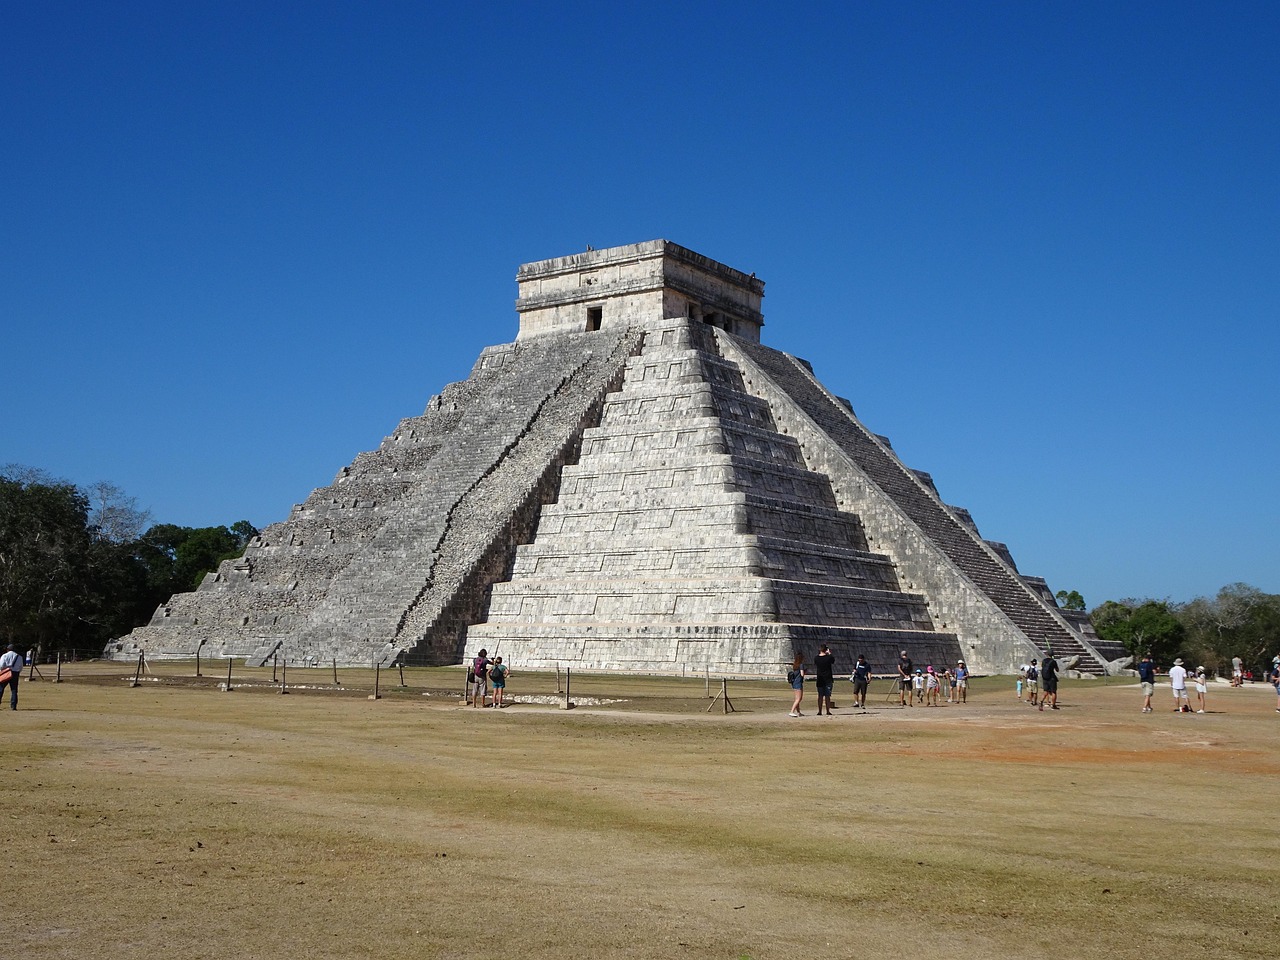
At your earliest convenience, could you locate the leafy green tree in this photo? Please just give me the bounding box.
[1091,599,1185,665]
[1,466,260,655]
[1055,589,1086,611]
[0,474,93,651]
[83,537,153,647]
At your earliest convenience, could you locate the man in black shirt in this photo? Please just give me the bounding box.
[1039,651,1059,711]
[814,644,836,716]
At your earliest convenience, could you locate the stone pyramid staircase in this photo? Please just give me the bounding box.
[467,319,963,674]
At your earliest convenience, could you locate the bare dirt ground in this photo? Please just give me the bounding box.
[3,662,1278,959]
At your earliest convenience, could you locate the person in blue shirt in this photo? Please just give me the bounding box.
[953,660,969,704]
[0,644,23,710]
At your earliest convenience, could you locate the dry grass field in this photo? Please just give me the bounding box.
[3,661,1278,960]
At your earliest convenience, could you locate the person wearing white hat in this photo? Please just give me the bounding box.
[1168,658,1190,713]
[954,660,969,704]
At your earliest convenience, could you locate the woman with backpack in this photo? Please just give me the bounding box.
[470,649,490,708]
[787,653,806,717]
[490,656,511,708]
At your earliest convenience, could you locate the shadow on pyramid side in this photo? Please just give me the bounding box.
[111,241,1118,676]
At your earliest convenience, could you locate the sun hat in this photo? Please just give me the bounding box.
[1174,658,1184,665]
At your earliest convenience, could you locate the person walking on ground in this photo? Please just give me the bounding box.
[850,655,871,709]
[954,660,969,704]
[1039,652,1059,711]
[1137,652,1156,713]
[788,653,806,717]
[1017,663,1028,700]
[1025,660,1039,706]
[471,648,491,708]
[814,644,835,716]
[1168,658,1190,713]
[489,656,510,708]
[897,651,913,707]
[1270,659,1280,712]
[925,666,940,706]
[1231,655,1244,687]
[1192,666,1208,713]
[0,644,22,711]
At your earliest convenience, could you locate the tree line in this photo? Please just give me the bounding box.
[0,467,257,658]
[1080,584,1280,676]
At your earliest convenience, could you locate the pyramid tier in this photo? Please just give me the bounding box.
[466,622,961,677]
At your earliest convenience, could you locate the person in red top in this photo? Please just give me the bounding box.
[471,648,491,708]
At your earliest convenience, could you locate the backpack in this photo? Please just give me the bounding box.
[786,669,798,685]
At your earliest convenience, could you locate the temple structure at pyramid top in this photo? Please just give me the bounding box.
[110,241,1122,676]
[515,240,765,342]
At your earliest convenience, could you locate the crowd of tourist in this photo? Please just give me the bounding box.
[786,646,974,717]
[1134,651,1280,714]
[459,643,1280,718]
[783,649,1280,718]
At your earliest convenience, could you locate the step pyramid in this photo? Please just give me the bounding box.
[467,318,961,673]
[112,240,1111,676]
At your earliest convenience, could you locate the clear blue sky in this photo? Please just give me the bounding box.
[3,2,1277,609]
